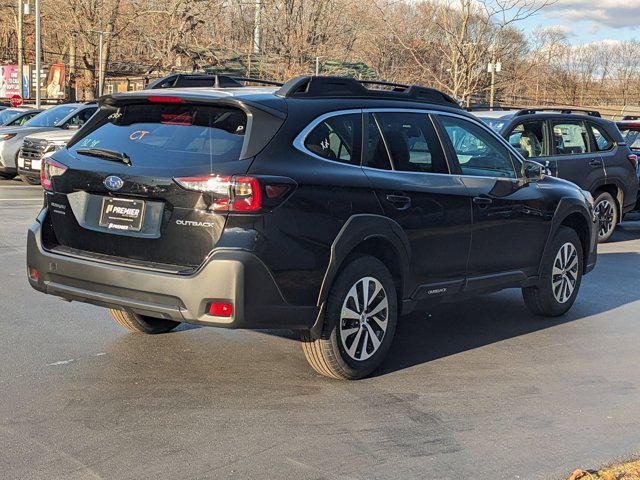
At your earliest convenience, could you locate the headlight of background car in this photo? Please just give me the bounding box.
[43,143,66,157]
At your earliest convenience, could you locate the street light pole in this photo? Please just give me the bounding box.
[35,0,41,108]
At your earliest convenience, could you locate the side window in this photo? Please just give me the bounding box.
[439,115,516,179]
[589,123,614,151]
[304,113,361,164]
[364,114,392,170]
[371,112,448,173]
[507,121,546,158]
[552,121,588,155]
[66,107,97,128]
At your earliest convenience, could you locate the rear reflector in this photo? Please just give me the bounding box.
[628,153,638,169]
[208,302,233,317]
[147,96,185,104]
[28,267,39,281]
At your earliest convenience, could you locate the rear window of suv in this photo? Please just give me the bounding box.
[69,103,247,166]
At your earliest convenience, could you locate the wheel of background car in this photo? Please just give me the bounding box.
[593,191,617,243]
[19,174,40,185]
[0,172,16,180]
[108,309,181,334]
[522,226,583,317]
[300,255,398,380]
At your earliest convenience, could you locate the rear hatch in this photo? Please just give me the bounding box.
[43,93,285,271]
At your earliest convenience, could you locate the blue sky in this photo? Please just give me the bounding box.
[519,1,640,44]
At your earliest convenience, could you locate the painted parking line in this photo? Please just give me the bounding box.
[0,198,43,201]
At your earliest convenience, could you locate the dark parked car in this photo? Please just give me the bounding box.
[475,108,638,242]
[616,119,640,209]
[27,76,597,379]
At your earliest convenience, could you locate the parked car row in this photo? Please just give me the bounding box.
[472,107,640,242]
[0,102,98,182]
[26,75,600,379]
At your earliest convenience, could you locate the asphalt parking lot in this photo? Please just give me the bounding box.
[1,178,639,480]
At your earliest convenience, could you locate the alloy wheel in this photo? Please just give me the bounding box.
[339,276,389,361]
[594,199,614,240]
[552,242,579,304]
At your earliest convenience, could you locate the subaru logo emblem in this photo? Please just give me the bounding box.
[104,175,124,191]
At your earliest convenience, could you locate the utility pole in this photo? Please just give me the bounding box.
[90,30,111,97]
[253,0,261,54]
[17,0,23,98]
[35,0,41,108]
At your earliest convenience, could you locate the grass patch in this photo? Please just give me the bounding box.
[567,460,640,480]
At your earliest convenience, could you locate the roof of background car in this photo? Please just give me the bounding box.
[473,110,519,119]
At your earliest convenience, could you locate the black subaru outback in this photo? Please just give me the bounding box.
[27,76,597,379]
[474,108,639,242]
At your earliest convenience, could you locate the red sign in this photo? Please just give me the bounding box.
[10,94,22,107]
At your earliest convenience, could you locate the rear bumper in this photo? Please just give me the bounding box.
[27,210,317,330]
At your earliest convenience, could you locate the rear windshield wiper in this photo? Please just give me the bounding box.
[76,148,131,166]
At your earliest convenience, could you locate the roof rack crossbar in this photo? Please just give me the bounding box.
[275,75,461,109]
[515,107,601,117]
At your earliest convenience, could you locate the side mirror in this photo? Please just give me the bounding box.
[522,159,544,180]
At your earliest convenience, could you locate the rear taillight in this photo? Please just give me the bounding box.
[174,175,262,212]
[628,153,638,169]
[41,158,68,191]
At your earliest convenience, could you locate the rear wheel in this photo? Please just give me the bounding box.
[522,226,583,317]
[0,172,15,180]
[593,191,617,243]
[19,174,40,185]
[108,308,181,334]
[301,255,398,380]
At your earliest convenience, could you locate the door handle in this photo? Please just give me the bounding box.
[385,194,411,210]
[589,159,603,167]
[473,196,493,206]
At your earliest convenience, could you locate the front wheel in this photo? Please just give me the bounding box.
[0,172,15,180]
[523,226,583,317]
[593,191,617,243]
[301,255,398,380]
[108,309,181,334]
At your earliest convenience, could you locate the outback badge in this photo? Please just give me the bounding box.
[104,175,124,191]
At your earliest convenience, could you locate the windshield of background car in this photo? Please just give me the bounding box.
[618,126,640,151]
[477,117,507,132]
[68,103,247,168]
[23,105,76,127]
[0,108,22,125]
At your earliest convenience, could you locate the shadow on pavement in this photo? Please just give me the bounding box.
[373,250,640,377]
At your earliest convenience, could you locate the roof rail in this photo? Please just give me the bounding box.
[147,73,282,89]
[514,107,601,118]
[275,75,461,108]
[232,77,284,87]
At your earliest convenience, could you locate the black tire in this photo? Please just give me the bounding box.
[0,172,15,180]
[593,191,617,243]
[108,308,181,334]
[301,255,398,380]
[522,226,583,317]
[19,174,41,185]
